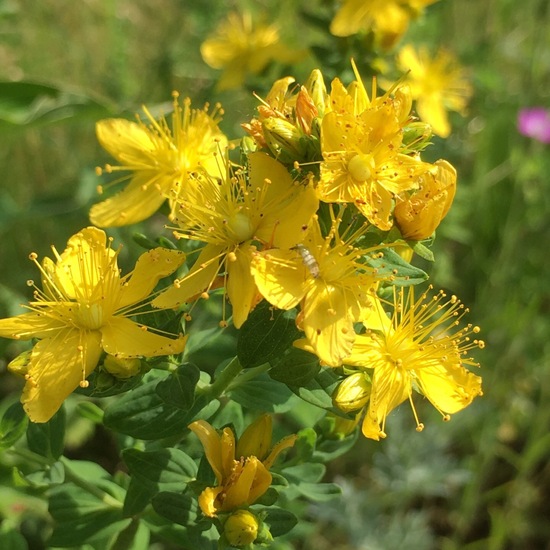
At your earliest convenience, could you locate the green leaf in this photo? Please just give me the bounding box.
[0,401,28,449]
[292,481,342,502]
[0,524,28,550]
[108,518,150,550]
[122,448,198,491]
[283,463,326,484]
[411,240,435,262]
[103,376,218,440]
[237,302,301,368]
[365,247,428,285]
[155,363,200,410]
[261,507,298,537]
[48,482,128,547]
[269,347,320,386]
[292,427,317,463]
[292,368,342,412]
[24,460,65,488]
[26,406,65,459]
[123,477,157,517]
[151,492,199,526]
[229,374,295,413]
[0,81,112,130]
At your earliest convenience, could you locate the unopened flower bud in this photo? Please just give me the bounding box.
[263,118,308,162]
[333,372,372,413]
[224,510,259,547]
[402,121,433,153]
[103,354,141,379]
[7,350,32,377]
[304,69,328,117]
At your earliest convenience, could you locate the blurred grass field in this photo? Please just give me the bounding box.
[1,0,550,548]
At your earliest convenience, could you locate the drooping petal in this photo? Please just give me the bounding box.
[415,363,482,414]
[362,361,409,440]
[100,316,187,358]
[152,245,225,309]
[0,312,67,341]
[22,329,102,423]
[118,248,187,309]
[198,486,224,518]
[301,283,356,366]
[227,244,259,329]
[188,420,224,483]
[251,249,307,310]
[90,172,167,227]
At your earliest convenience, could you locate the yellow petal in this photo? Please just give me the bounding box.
[100,316,187,357]
[362,362,409,440]
[0,312,66,341]
[251,249,306,310]
[417,95,450,138]
[222,457,271,511]
[22,329,102,423]
[90,172,167,227]
[118,248,186,309]
[96,118,156,165]
[236,414,272,460]
[416,363,482,414]
[188,420,224,483]
[262,434,297,470]
[301,284,356,366]
[227,244,258,329]
[53,227,116,301]
[220,427,237,479]
[152,245,224,309]
[198,486,224,517]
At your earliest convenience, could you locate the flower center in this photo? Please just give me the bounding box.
[227,212,255,243]
[348,153,376,182]
[77,303,104,330]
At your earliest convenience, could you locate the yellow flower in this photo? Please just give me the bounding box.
[394,159,456,240]
[319,67,431,230]
[251,212,379,366]
[91,93,226,227]
[201,11,305,91]
[188,415,296,517]
[330,0,438,49]
[0,227,187,423]
[396,45,472,137]
[344,286,484,440]
[152,152,319,328]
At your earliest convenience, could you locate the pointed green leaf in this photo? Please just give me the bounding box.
[26,406,65,459]
[237,302,301,368]
[269,347,320,386]
[122,448,197,492]
[155,363,200,410]
[151,492,199,526]
[0,401,28,449]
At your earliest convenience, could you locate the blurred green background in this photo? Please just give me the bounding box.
[1,0,550,548]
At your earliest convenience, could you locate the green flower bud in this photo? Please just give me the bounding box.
[7,350,32,377]
[223,510,259,547]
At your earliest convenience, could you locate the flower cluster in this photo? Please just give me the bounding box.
[1,50,483,550]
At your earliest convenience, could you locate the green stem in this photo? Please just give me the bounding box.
[199,356,244,399]
[60,457,123,509]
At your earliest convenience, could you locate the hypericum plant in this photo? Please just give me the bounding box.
[0,11,482,547]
